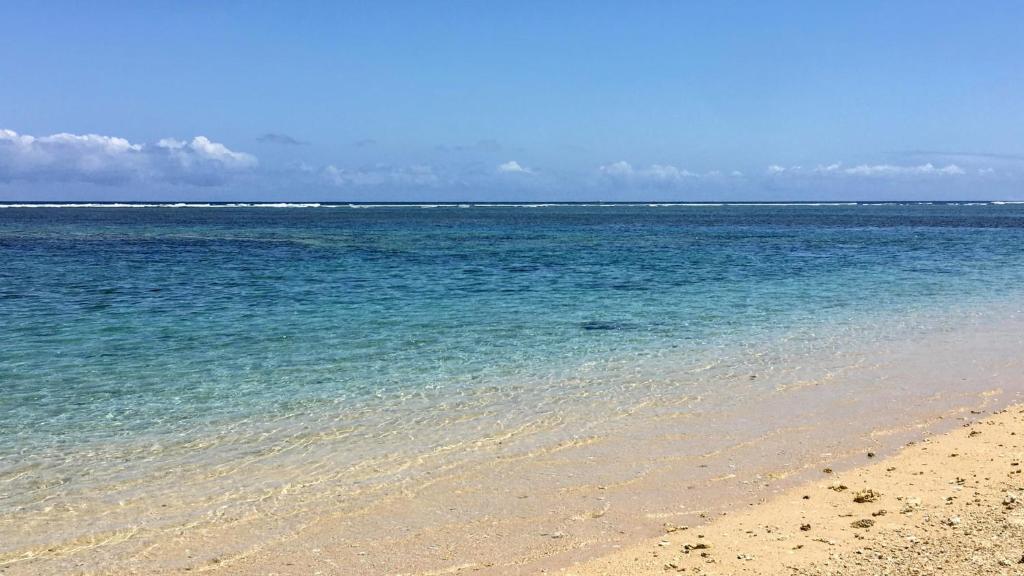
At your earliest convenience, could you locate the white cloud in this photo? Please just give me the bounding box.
[157,136,257,170]
[0,129,147,183]
[0,129,256,185]
[497,160,533,174]
[646,164,698,181]
[842,162,964,176]
[599,160,635,177]
[599,161,701,185]
[323,163,440,187]
[767,161,966,178]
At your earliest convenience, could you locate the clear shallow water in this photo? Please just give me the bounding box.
[3,202,1024,571]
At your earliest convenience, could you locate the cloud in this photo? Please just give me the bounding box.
[645,164,698,181]
[156,137,258,170]
[599,160,634,177]
[767,161,966,177]
[0,129,146,184]
[0,129,256,186]
[322,163,440,187]
[599,161,701,185]
[353,138,377,148]
[842,163,965,176]
[497,160,533,174]
[257,133,307,146]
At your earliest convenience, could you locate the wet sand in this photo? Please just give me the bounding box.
[564,405,1024,576]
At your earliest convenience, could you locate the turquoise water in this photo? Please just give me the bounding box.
[3,203,1024,447]
[4,203,1024,444]
[3,202,1024,564]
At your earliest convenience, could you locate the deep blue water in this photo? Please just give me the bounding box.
[3,202,1024,457]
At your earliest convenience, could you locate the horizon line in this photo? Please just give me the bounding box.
[1,199,1022,207]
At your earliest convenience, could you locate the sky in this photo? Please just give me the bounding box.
[1,1,1023,201]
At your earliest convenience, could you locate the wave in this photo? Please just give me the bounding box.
[0,201,1016,209]
[0,202,324,208]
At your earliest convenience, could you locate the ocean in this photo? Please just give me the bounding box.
[3,202,1024,573]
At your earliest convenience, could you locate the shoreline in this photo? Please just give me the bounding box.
[30,395,1014,576]
[4,312,1024,575]
[563,404,1024,575]
[175,310,1024,576]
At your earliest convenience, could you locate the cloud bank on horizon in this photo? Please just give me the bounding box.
[0,127,1016,201]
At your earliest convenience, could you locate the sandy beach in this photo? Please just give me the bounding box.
[49,398,1021,576]
[564,405,1024,576]
[4,401,1018,576]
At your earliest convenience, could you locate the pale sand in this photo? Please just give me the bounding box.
[562,406,1024,576]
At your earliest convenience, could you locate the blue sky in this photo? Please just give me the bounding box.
[1,1,1022,201]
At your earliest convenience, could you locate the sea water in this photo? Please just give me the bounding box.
[2,202,1024,572]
